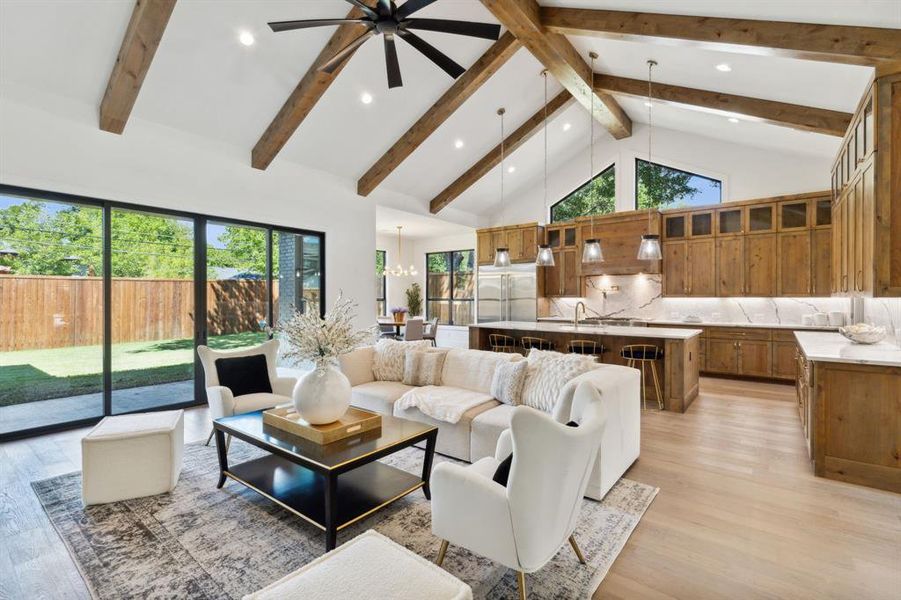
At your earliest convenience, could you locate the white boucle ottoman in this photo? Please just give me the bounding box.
[81,409,184,506]
[244,530,472,600]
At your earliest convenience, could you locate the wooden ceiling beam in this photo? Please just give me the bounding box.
[357,32,521,197]
[595,74,852,136]
[100,0,177,134]
[480,0,631,140]
[540,7,901,66]
[430,90,573,214]
[252,4,374,171]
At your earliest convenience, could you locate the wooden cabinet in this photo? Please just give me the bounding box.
[745,234,778,296]
[576,210,661,276]
[706,339,739,374]
[716,236,745,296]
[663,241,688,296]
[476,223,543,265]
[543,247,579,297]
[687,239,716,296]
[738,340,772,377]
[811,228,833,296]
[778,231,812,295]
[773,340,798,380]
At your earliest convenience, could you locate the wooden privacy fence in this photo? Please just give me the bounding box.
[0,275,279,352]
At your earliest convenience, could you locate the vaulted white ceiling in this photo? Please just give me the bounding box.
[1,0,898,220]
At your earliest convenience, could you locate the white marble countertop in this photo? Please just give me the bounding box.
[472,321,702,340]
[794,331,901,367]
[537,316,838,331]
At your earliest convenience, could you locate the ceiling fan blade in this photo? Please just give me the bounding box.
[384,34,403,88]
[396,0,438,20]
[268,18,368,33]
[402,18,502,40]
[377,0,393,17]
[342,0,379,20]
[319,29,376,74]
[397,30,465,79]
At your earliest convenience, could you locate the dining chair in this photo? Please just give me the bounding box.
[403,318,424,341]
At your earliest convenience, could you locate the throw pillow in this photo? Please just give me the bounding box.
[521,350,597,413]
[372,339,433,382]
[215,354,272,397]
[403,349,447,386]
[493,421,578,488]
[490,359,528,405]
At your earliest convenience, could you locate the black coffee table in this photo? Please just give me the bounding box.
[213,410,438,551]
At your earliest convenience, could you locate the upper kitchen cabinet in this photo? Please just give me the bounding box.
[576,210,662,277]
[831,68,901,297]
[476,223,544,266]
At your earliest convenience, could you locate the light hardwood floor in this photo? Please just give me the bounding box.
[1,378,898,599]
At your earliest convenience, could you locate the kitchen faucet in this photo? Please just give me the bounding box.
[573,301,587,327]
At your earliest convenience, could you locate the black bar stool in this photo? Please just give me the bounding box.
[489,333,516,353]
[620,344,664,410]
[521,336,554,352]
[568,339,605,361]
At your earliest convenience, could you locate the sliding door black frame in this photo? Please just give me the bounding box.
[0,183,326,441]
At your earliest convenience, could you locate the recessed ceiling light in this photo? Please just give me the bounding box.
[507,166,516,173]
[360,92,373,104]
[238,31,255,46]
[644,101,653,108]
[562,122,572,131]
[716,63,732,72]
[454,139,464,149]
[728,117,740,123]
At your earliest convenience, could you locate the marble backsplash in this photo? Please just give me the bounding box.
[863,298,901,336]
[540,274,852,325]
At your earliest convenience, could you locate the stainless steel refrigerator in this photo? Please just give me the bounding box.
[477,263,538,323]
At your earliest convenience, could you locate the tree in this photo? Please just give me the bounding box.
[636,160,721,209]
[551,167,616,222]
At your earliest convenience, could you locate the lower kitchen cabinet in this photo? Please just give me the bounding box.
[706,339,739,374]
[773,341,799,379]
[738,340,772,377]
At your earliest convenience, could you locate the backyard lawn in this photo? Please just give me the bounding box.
[0,331,268,406]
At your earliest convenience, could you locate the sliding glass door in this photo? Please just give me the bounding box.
[110,208,195,414]
[0,184,325,440]
[0,192,104,435]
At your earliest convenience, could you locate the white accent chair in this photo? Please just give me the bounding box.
[196,339,296,446]
[431,381,606,599]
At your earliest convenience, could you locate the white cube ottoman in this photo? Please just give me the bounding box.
[244,530,472,600]
[81,409,184,506]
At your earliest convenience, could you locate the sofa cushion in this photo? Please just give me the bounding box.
[338,347,375,386]
[395,400,498,462]
[373,340,433,382]
[490,359,528,405]
[394,386,494,424]
[470,404,515,461]
[215,354,273,397]
[521,350,597,412]
[403,349,447,386]
[350,381,414,415]
[441,349,523,394]
[231,393,291,415]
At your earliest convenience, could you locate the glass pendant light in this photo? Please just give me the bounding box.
[535,70,555,267]
[637,59,663,261]
[494,107,511,268]
[582,51,603,264]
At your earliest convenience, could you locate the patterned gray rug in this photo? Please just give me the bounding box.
[32,441,657,599]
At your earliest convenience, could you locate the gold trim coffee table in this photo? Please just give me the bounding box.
[213,410,438,551]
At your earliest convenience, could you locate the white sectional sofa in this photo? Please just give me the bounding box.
[338,346,641,501]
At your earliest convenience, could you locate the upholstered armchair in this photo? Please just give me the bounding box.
[431,381,606,599]
[196,339,296,446]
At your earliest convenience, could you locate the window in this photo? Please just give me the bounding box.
[551,164,615,222]
[426,250,474,326]
[635,159,721,209]
[0,184,325,439]
[376,250,386,316]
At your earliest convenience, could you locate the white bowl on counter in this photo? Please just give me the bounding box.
[838,324,886,345]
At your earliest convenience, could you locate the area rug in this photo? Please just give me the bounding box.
[32,442,657,599]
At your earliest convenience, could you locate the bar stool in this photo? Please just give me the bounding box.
[489,333,516,353]
[568,339,605,361]
[520,336,554,352]
[620,344,664,410]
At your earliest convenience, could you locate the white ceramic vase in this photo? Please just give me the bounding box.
[292,364,352,425]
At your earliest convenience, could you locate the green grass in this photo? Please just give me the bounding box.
[0,331,268,407]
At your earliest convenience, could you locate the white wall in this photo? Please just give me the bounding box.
[490,123,832,225]
[0,83,437,328]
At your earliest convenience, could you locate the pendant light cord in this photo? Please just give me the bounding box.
[589,52,597,239]
[646,59,656,231]
[543,72,548,221]
[498,107,505,222]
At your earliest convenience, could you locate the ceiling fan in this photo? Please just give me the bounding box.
[268,0,502,89]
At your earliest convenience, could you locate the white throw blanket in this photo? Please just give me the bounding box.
[393,386,495,424]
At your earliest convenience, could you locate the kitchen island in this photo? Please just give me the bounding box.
[794,332,901,493]
[470,321,702,412]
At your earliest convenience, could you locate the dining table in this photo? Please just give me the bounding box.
[377,318,405,338]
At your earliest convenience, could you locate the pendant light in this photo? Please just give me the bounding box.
[637,59,663,261]
[535,70,555,267]
[582,51,603,264]
[385,226,418,277]
[493,107,511,268]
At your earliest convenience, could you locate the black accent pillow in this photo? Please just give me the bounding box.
[215,354,272,397]
[493,421,580,487]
